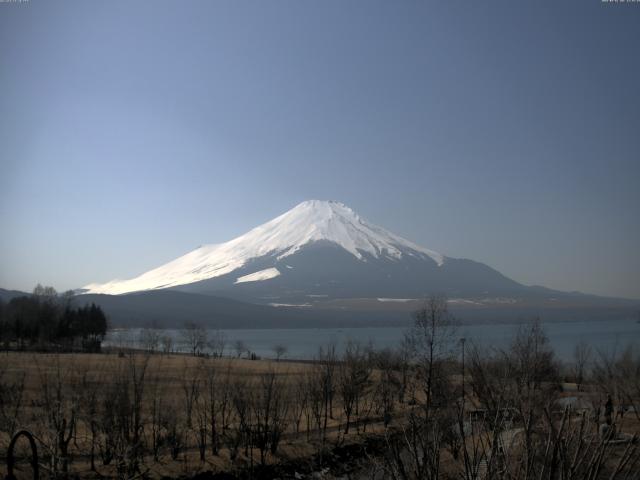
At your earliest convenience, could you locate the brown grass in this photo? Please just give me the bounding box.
[0,351,388,479]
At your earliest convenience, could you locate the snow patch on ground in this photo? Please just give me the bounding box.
[377,298,415,303]
[268,303,312,308]
[447,298,482,305]
[479,297,518,304]
[235,268,281,284]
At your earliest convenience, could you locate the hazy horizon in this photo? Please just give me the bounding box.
[1,1,639,299]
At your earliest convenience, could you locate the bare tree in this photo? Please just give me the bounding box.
[181,360,202,429]
[161,334,173,354]
[372,348,402,427]
[114,329,130,354]
[0,298,7,350]
[0,362,26,441]
[208,330,226,358]
[272,343,287,361]
[464,342,640,480]
[36,356,80,477]
[165,409,184,461]
[573,340,592,391]
[33,283,58,301]
[290,373,309,435]
[79,365,102,471]
[406,295,457,411]
[99,354,150,477]
[252,370,289,464]
[128,354,149,469]
[201,360,221,455]
[217,363,234,436]
[234,339,247,358]
[396,337,413,405]
[338,340,371,433]
[593,344,640,422]
[138,327,161,353]
[509,321,561,477]
[181,322,207,356]
[194,372,208,462]
[148,362,168,462]
[612,346,640,422]
[306,343,337,466]
[318,344,337,431]
[380,295,457,480]
[305,367,325,441]
[229,377,251,460]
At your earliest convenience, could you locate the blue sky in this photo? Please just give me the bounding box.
[1,0,639,298]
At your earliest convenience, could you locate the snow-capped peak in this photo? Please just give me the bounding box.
[261,200,443,263]
[82,200,445,295]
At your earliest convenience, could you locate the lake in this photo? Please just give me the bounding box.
[105,317,640,362]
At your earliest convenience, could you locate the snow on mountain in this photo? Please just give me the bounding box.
[235,267,281,284]
[82,200,446,295]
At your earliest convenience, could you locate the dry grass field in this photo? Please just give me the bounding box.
[1,318,640,480]
[0,351,393,479]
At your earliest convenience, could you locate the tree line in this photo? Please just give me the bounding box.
[0,284,108,352]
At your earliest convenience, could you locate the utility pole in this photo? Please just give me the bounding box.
[460,337,466,410]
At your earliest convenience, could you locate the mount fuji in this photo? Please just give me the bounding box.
[67,200,640,327]
[82,200,529,303]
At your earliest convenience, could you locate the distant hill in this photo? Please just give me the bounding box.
[75,290,638,329]
[0,288,29,303]
[2,286,637,328]
[75,290,412,329]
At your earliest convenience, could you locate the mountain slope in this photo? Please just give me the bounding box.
[171,241,523,303]
[81,200,562,304]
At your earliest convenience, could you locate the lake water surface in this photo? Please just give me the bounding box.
[105,318,640,362]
